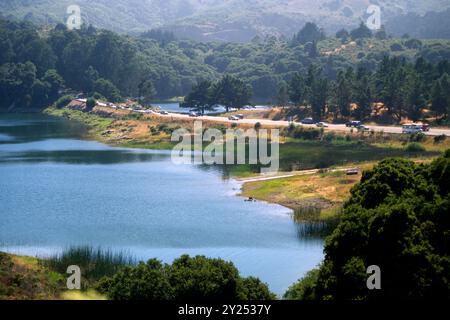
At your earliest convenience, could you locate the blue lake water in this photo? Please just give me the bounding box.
[0,114,323,296]
[156,102,271,114]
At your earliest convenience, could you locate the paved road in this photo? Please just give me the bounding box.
[152,111,450,137]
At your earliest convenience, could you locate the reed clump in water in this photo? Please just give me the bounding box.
[43,246,135,288]
[293,206,341,239]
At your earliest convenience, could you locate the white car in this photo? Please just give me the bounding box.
[358,125,370,131]
[316,122,329,128]
[228,116,239,121]
[160,111,169,115]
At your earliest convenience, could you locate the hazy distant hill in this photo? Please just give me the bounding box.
[386,8,450,39]
[1,0,450,41]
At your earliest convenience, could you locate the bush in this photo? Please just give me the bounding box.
[409,132,426,142]
[323,132,335,142]
[54,95,73,109]
[405,142,426,152]
[85,98,97,111]
[284,126,321,140]
[97,255,275,300]
[96,260,172,300]
[284,269,319,300]
[155,123,175,134]
[434,134,447,144]
[90,92,106,100]
[149,126,160,135]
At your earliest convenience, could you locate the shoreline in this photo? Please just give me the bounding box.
[40,106,447,220]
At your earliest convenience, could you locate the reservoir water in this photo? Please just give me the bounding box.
[0,114,323,296]
[156,102,270,114]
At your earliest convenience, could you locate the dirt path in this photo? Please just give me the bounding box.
[238,167,357,183]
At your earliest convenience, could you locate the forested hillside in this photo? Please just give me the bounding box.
[1,18,450,123]
[2,0,450,41]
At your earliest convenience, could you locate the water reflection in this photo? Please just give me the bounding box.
[293,207,341,240]
[0,149,171,165]
[0,114,86,143]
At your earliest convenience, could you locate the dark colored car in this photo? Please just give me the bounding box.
[346,121,362,127]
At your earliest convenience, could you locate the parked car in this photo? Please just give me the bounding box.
[301,118,315,124]
[402,123,423,134]
[357,125,370,131]
[346,121,362,127]
[316,122,329,128]
[189,111,200,117]
[346,168,360,176]
[228,116,239,121]
[421,124,430,132]
[160,110,169,115]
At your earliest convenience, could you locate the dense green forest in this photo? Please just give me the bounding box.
[285,151,450,300]
[1,18,450,123]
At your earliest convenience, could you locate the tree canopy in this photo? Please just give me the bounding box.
[97,255,276,300]
[286,151,450,300]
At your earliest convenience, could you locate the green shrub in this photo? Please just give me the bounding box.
[284,269,320,300]
[156,124,172,134]
[96,259,172,300]
[284,126,321,140]
[97,255,275,300]
[150,126,159,135]
[434,134,447,144]
[86,98,97,111]
[54,95,73,109]
[405,142,426,152]
[409,132,426,142]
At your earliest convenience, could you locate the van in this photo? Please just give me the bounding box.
[402,124,423,134]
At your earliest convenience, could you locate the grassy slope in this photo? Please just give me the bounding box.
[0,252,107,300]
[0,252,63,300]
[241,167,366,212]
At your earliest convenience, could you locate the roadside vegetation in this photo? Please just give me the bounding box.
[285,150,450,300]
